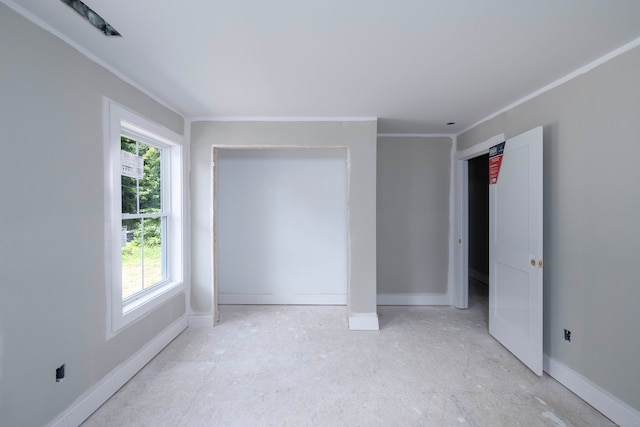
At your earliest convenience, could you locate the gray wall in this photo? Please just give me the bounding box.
[0,6,186,426]
[190,121,377,317]
[377,137,451,295]
[458,45,640,411]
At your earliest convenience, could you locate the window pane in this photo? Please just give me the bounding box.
[139,143,162,213]
[121,136,139,214]
[122,218,142,299]
[142,217,164,288]
[119,136,167,300]
[121,175,138,214]
[121,136,136,154]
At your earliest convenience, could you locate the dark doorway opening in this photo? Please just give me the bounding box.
[468,154,489,310]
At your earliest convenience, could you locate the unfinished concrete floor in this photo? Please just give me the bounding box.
[82,283,613,426]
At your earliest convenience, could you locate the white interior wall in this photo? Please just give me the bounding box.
[216,148,347,304]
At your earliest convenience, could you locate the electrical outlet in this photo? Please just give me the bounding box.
[56,364,65,383]
[564,329,571,342]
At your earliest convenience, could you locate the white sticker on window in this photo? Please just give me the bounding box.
[121,150,144,179]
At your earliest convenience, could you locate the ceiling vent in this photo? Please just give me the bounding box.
[60,0,121,37]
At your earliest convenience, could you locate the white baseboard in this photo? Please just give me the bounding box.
[188,315,215,328]
[377,292,450,305]
[468,268,489,285]
[544,354,640,426]
[348,312,379,331]
[218,293,347,305]
[48,316,188,427]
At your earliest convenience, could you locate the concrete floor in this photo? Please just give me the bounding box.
[82,283,614,426]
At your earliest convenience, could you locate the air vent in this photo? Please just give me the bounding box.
[60,0,121,37]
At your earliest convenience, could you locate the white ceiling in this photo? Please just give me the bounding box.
[6,0,640,134]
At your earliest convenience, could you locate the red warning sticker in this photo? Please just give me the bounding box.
[488,141,505,185]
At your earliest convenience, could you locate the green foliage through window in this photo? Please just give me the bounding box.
[120,135,166,300]
[121,136,162,215]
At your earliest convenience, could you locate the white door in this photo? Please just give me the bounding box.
[489,127,543,376]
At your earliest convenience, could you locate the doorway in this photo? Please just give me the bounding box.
[468,154,489,313]
[454,133,503,309]
[456,128,544,375]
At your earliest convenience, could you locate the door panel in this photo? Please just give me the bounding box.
[489,127,543,376]
[494,263,529,334]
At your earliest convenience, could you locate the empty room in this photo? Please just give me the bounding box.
[1,1,639,426]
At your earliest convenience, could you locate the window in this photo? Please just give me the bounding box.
[105,100,184,337]
[120,135,167,299]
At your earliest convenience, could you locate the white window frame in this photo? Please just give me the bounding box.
[104,99,184,338]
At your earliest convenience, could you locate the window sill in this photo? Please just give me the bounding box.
[110,280,185,339]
